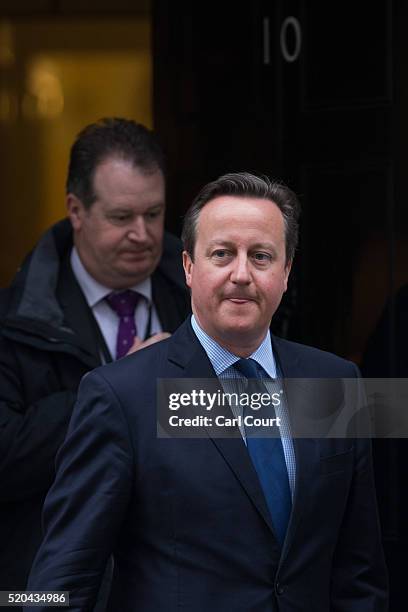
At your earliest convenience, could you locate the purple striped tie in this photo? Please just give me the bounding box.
[105,290,140,359]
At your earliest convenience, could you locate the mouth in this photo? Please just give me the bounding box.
[224,296,257,304]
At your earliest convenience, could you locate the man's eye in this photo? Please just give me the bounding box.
[145,210,161,220]
[212,250,229,258]
[111,216,129,224]
[253,252,272,262]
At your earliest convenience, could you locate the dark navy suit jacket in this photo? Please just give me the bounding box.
[26,320,388,611]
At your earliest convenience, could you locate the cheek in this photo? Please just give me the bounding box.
[190,270,211,298]
[261,277,286,301]
[148,221,165,244]
[190,262,229,296]
[95,229,125,255]
[198,270,224,295]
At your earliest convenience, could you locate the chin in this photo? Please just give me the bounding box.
[107,270,146,289]
[225,314,258,330]
[123,261,155,280]
[218,322,259,343]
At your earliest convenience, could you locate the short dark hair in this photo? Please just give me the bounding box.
[66,117,165,208]
[182,172,300,264]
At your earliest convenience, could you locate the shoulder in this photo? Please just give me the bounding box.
[273,335,359,377]
[90,334,174,389]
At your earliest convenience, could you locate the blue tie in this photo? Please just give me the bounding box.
[234,358,292,547]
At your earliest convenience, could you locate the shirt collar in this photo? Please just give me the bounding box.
[70,247,152,308]
[191,314,277,378]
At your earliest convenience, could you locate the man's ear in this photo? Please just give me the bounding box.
[182,250,193,288]
[66,194,85,231]
[283,259,292,292]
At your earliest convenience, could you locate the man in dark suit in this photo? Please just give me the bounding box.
[26,172,387,611]
[0,118,190,603]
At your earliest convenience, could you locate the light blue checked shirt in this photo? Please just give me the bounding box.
[191,315,296,497]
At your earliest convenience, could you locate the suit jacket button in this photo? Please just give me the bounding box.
[275,582,284,596]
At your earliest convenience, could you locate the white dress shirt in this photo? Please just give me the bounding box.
[70,247,162,361]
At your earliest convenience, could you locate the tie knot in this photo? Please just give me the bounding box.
[105,290,140,318]
[234,358,261,379]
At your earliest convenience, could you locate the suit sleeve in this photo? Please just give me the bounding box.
[25,370,133,612]
[330,363,388,611]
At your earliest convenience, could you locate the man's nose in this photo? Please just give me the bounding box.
[127,216,148,242]
[230,254,251,284]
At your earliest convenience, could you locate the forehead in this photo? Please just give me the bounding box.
[196,195,285,241]
[92,157,165,207]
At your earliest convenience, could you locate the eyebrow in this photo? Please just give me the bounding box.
[143,204,165,215]
[206,239,276,250]
[107,202,164,214]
